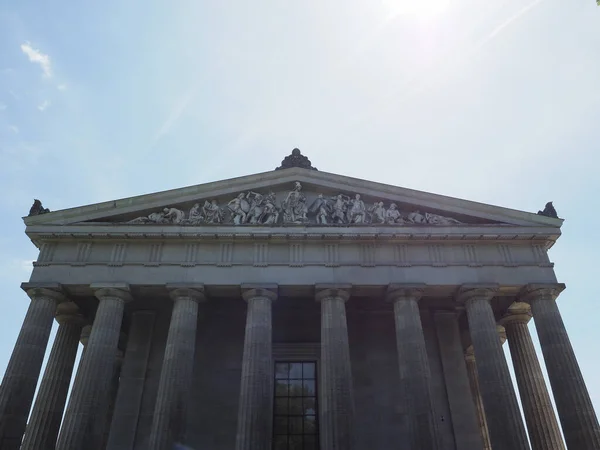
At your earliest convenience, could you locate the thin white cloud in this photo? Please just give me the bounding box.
[20,42,52,78]
[153,86,198,142]
[477,0,545,50]
[8,125,19,134]
[37,100,51,111]
[57,83,67,91]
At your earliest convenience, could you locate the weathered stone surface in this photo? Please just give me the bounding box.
[458,286,530,450]
[0,287,63,450]
[148,286,205,450]
[464,348,492,450]
[522,284,600,449]
[501,303,565,450]
[56,285,131,450]
[21,302,84,450]
[387,284,439,450]
[107,311,155,450]
[433,311,483,450]
[235,285,277,450]
[317,284,355,450]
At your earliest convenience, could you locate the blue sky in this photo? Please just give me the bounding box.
[1,0,599,432]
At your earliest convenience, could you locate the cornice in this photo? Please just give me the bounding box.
[25,224,560,247]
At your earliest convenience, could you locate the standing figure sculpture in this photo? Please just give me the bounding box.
[281,182,308,223]
[331,194,349,224]
[348,194,366,224]
[228,193,250,225]
[309,194,332,224]
[246,192,265,224]
[258,192,279,225]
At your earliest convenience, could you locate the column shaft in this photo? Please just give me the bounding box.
[502,306,565,450]
[107,311,155,450]
[523,285,600,449]
[235,286,277,450]
[434,312,483,450]
[56,286,130,450]
[317,285,355,450]
[21,303,83,450]
[149,287,203,450]
[388,286,439,450]
[464,350,492,450]
[0,287,62,450]
[459,287,530,450]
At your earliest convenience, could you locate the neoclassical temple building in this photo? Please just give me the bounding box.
[0,149,598,450]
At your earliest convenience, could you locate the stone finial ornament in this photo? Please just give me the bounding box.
[28,199,50,216]
[275,148,318,171]
[537,202,558,219]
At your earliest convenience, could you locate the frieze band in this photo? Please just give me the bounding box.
[127,181,464,226]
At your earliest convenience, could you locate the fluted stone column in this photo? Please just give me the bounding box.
[235,284,277,450]
[464,347,492,450]
[316,284,355,450]
[521,284,600,449]
[0,285,64,450]
[149,285,205,450]
[56,283,131,450]
[457,285,530,450]
[500,302,565,450]
[21,302,84,450]
[433,310,483,450]
[101,343,125,450]
[107,311,155,450]
[387,284,439,450]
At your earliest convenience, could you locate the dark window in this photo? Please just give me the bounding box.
[273,361,319,450]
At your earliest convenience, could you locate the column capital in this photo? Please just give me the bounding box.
[385,283,426,303]
[22,283,66,303]
[91,283,132,303]
[55,302,85,326]
[315,284,351,303]
[519,283,566,304]
[241,284,278,302]
[499,302,532,327]
[456,284,499,305]
[80,324,92,346]
[464,345,476,362]
[167,284,206,303]
[497,325,507,345]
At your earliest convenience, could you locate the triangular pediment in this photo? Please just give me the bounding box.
[23,167,562,229]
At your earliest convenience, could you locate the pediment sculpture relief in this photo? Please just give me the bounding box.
[125,182,464,226]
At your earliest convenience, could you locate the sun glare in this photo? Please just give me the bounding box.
[382,0,450,17]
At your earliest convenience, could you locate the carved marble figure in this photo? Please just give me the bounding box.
[282,182,308,223]
[246,192,266,224]
[163,207,185,224]
[309,194,332,224]
[369,202,386,224]
[203,199,223,224]
[228,193,249,225]
[537,201,558,219]
[386,203,403,224]
[258,192,279,225]
[28,199,50,216]
[331,194,349,224]
[348,194,366,224]
[425,212,462,225]
[188,203,203,223]
[406,210,426,224]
